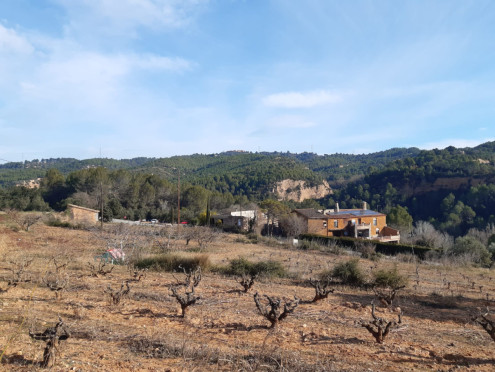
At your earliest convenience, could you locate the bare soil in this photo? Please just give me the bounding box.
[1,222,495,371]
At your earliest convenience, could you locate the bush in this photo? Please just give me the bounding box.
[221,258,287,278]
[134,254,210,272]
[330,258,366,287]
[354,241,379,260]
[45,217,86,230]
[318,269,334,283]
[298,240,322,251]
[246,233,259,244]
[447,236,492,267]
[372,267,408,288]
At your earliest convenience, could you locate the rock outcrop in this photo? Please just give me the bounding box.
[273,179,332,202]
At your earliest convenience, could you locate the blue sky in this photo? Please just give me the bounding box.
[0,0,494,162]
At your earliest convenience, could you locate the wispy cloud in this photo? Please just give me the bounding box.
[54,0,208,35]
[0,24,34,54]
[18,51,192,105]
[263,90,342,108]
[132,54,192,71]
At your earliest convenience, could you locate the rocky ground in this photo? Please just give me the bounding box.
[1,218,495,371]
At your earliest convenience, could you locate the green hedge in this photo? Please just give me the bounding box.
[300,234,434,259]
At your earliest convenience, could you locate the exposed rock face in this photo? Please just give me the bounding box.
[274,179,332,202]
[16,178,41,189]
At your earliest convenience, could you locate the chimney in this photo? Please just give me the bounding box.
[362,201,367,210]
[336,203,340,213]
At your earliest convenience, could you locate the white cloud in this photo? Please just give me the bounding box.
[263,90,342,108]
[132,54,192,71]
[18,51,192,105]
[0,24,34,54]
[54,0,208,34]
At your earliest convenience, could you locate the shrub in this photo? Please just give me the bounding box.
[354,241,379,260]
[372,267,408,288]
[222,258,287,278]
[298,240,322,251]
[134,254,210,272]
[447,236,492,267]
[318,269,334,283]
[45,217,86,230]
[330,258,366,287]
[246,233,259,244]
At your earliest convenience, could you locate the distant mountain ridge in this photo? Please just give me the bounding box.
[0,147,421,189]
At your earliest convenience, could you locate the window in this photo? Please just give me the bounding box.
[323,221,327,227]
[373,218,377,226]
[333,220,338,228]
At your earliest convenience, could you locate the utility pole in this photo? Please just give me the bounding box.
[177,168,180,225]
[99,168,104,230]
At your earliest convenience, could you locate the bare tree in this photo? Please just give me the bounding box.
[403,221,453,250]
[279,214,306,238]
[472,309,495,342]
[154,225,181,252]
[308,278,335,303]
[372,285,405,308]
[169,267,202,317]
[354,241,377,259]
[238,273,258,293]
[466,224,495,246]
[42,258,69,300]
[253,292,300,328]
[359,303,403,343]
[43,273,68,300]
[6,210,43,232]
[87,260,114,277]
[93,223,151,263]
[127,264,147,282]
[5,258,33,287]
[29,317,70,368]
[190,226,219,251]
[105,281,131,305]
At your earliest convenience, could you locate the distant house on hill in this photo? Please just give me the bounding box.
[67,204,99,224]
[293,202,400,243]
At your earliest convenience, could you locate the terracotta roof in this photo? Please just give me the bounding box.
[293,209,328,219]
[67,204,99,213]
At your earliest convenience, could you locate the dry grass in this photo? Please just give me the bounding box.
[1,221,495,371]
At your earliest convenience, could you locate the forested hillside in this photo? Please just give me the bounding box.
[327,142,495,236]
[1,142,494,236]
[0,148,419,188]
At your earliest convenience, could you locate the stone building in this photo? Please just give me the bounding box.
[67,204,99,224]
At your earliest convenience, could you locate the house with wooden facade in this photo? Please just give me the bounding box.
[293,202,400,243]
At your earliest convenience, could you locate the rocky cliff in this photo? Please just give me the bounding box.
[273,179,332,202]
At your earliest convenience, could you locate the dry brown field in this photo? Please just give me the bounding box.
[1,217,495,371]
